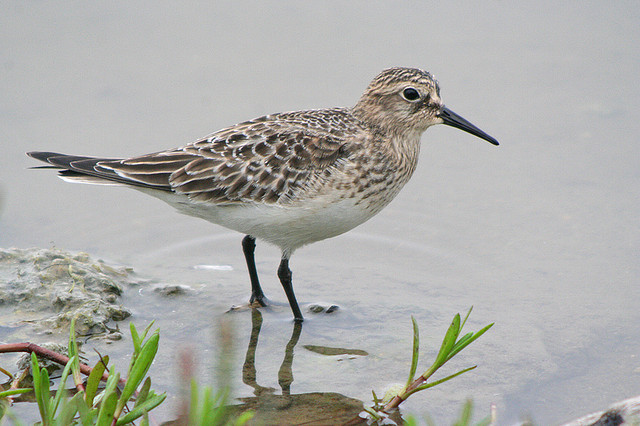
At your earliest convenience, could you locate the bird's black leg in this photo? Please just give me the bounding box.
[242,235,266,307]
[277,256,304,322]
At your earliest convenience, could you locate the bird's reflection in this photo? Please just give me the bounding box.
[230,309,402,425]
[241,308,302,408]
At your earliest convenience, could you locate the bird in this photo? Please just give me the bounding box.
[28,67,498,322]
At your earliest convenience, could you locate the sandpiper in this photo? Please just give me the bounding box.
[28,67,498,322]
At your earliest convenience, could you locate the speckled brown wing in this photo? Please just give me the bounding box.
[96,109,361,205]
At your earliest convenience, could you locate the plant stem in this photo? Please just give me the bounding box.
[0,342,124,385]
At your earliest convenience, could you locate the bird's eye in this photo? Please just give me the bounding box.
[402,87,420,101]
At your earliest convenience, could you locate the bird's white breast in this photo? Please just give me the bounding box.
[147,189,379,255]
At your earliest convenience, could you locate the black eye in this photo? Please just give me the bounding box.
[402,87,420,101]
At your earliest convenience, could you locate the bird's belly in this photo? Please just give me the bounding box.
[148,190,379,254]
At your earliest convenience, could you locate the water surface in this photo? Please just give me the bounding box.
[1,3,639,424]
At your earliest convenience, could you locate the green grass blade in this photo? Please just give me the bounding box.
[140,321,155,343]
[453,399,473,426]
[85,355,109,407]
[403,416,419,426]
[234,410,255,425]
[405,316,420,390]
[96,390,117,426]
[68,318,78,358]
[130,322,141,354]
[431,313,460,370]
[76,390,94,425]
[115,393,166,425]
[460,306,473,330]
[139,413,149,426]
[190,378,199,422]
[200,386,215,422]
[115,330,159,417]
[67,318,84,389]
[58,391,83,425]
[30,353,47,423]
[134,377,151,408]
[51,354,76,417]
[446,323,494,362]
[42,369,53,424]
[208,388,230,424]
[409,365,477,397]
[0,388,31,398]
[448,332,474,357]
[96,370,120,426]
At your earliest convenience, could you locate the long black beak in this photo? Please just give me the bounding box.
[439,107,499,146]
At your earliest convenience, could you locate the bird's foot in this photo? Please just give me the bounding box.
[227,295,271,314]
[249,293,268,307]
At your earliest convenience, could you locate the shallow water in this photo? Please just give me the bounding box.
[1,2,639,424]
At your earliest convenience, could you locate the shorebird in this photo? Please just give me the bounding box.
[28,67,498,322]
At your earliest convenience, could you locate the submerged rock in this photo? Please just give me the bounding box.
[0,247,134,339]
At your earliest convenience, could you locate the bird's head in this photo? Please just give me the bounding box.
[354,67,498,146]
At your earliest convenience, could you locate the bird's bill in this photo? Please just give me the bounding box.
[438,107,499,146]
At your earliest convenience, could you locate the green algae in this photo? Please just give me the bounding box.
[0,247,134,339]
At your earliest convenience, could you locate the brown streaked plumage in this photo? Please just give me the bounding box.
[28,67,498,322]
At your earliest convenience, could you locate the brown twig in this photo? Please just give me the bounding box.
[0,342,120,384]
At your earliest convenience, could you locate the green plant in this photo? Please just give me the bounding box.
[175,319,254,426]
[185,379,253,426]
[25,319,166,425]
[361,307,493,423]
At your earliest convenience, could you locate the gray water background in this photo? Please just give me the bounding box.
[1,2,639,424]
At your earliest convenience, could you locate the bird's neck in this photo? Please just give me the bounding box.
[391,132,422,178]
[351,102,422,142]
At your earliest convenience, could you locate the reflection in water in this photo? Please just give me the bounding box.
[231,309,391,424]
[277,313,301,398]
[241,308,302,404]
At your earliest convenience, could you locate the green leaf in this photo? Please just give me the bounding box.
[0,388,31,398]
[408,365,477,397]
[130,322,141,355]
[114,330,159,418]
[86,355,109,407]
[371,389,380,408]
[140,321,155,343]
[206,388,230,425]
[96,369,120,426]
[446,323,494,362]
[39,367,52,424]
[361,405,381,421]
[405,316,420,390]
[198,385,215,422]
[234,410,255,426]
[76,390,95,426]
[189,378,199,422]
[96,390,118,426]
[134,377,151,408]
[139,413,149,426]
[67,318,83,389]
[460,306,473,330]
[447,332,474,360]
[115,393,166,425]
[58,391,83,425]
[403,416,419,426]
[430,313,460,371]
[453,399,473,426]
[30,353,46,423]
[68,318,78,358]
[51,354,76,417]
